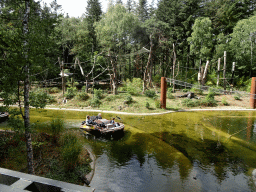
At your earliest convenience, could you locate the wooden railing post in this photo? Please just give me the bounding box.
[160,77,167,109]
[250,77,256,109]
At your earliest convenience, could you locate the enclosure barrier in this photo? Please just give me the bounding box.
[250,77,256,109]
[160,77,167,109]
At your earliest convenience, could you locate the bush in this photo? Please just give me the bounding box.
[94,89,104,99]
[182,89,190,92]
[62,142,82,170]
[234,94,241,100]
[191,87,203,95]
[89,97,101,107]
[60,131,82,170]
[205,89,215,100]
[200,98,217,107]
[221,97,229,106]
[64,87,77,99]
[182,99,200,107]
[167,87,175,99]
[145,102,150,109]
[75,92,89,101]
[155,99,161,108]
[125,94,133,104]
[144,89,156,98]
[152,74,161,85]
[30,89,50,108]
[48,87,60,94]
[50,118,65,144]
[124,78,143,95]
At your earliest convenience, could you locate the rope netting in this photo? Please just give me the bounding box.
[166,78,254,98]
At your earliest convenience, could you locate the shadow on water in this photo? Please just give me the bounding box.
[152,131,248,182]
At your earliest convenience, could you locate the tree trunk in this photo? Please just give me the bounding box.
[23,0,34,175]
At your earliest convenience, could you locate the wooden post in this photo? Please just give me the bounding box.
[231,62,236,88]
[250,77,256,109]
[217,58,221,87]
[223,51,227,90]
[61,61,65,98]
[160,77,167,109]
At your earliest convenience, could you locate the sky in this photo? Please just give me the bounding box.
[39,0,136,18]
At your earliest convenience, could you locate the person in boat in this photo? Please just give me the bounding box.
[96,113,102,119]
[110,118,115,124]
[86,115,93,125]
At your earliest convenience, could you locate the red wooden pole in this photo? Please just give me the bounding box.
[250,77,256,109]
[160,77,167,109]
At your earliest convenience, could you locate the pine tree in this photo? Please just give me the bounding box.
[137,0,148,22]
[85,0,102,52]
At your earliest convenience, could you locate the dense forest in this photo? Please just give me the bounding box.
[1,0,256,93]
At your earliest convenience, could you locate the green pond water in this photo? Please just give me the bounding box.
[4,109,256,191]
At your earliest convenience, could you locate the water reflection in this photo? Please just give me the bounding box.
[24,109,256,191]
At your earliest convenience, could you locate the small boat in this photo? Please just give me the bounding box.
[0,112,9,123]
[80,118,125,136]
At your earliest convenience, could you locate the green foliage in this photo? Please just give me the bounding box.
[62,142,82,170]
[234,94,241,100]
[152,74,161,85]
[75,92,90,101]
[64,87,78,99]
[123,78,143,95]
[221,97,229,106]
[50,118,65,137]
[94,89,104,99]
[167,88,175,99]
[89,97,101,107]
[182,89,190,92]
[200,98,217,107]
[48,87,60,94]
[30,89,51,108]
[145,102,150,109]
[125,94,133,104]
[155,99,161,108]
[60,131,82,170]
[191,87,203,95]
[144,89,156,98]
[187,17,213,61]
[182,99,200,107]
[205,89,215,100]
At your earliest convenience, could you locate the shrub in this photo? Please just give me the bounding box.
[125,78,143,95]
[182,99,200,107]
[48,87,60,94]
[50,118,65,144]
[144,89,156,98]
[60,131,82,170]
[182,89,190,92]
[221,97,229,106]
[30,89,50,108]
[145,102,150,109]
[94,89,104,99]
[200,98,217,107]
[205,89,215,100]
[89,97,101,107]
[62,142,82,170]
[234,94,241,100]
[152,74,161,85]
[75,92,89,101]
[191,87,203,95]
[166,88,175,99]
[155,99,161,108]
[125,95,133,104]
[64,87,77,99]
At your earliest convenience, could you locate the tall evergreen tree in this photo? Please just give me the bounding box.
[137,0,148,22]
[85,0,102,52]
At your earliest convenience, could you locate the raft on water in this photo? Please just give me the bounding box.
[80,118,125,136]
